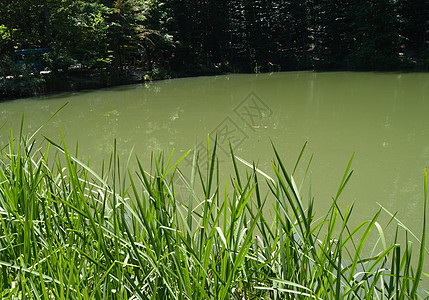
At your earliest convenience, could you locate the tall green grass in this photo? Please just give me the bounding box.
[0,125,427,299]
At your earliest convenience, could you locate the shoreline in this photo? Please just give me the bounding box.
[0,66,229,102]
[2,66,429,102]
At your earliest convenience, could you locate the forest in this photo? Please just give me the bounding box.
[0,0,428,97]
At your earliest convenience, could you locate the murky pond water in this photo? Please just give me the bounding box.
[1,71,429,239]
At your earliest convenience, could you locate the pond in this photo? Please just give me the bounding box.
[1,71,429,240]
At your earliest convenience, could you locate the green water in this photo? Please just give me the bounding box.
[1,71,429,236]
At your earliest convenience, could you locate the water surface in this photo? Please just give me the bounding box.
[1,71,428,237]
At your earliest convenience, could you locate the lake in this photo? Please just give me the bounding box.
[1,71,428,239]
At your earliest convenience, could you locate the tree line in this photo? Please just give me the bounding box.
[158,0,428,72]
[0,0,428,78]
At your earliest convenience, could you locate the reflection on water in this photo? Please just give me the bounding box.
[1,71,429,238]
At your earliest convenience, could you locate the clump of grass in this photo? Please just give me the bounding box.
[0,123,427,299]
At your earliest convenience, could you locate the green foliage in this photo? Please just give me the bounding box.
[48,1,112,68]
[42,47,77,72]
[0,24,16,55]
[0,0,49,52]
[0,115,427,298]
[0,57,44,98]
[144,67,171,80]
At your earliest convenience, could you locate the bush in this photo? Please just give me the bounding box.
[0,56,44,98]
[144,67,171,80]
[42,47,77,72]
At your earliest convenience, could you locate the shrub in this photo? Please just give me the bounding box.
[0,56,44,98]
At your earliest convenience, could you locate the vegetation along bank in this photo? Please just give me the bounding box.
[1,0,429,99]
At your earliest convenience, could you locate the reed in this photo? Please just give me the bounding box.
[0,123,427,299]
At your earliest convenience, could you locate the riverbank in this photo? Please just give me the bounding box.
[2,60,429,102]
[0,63,232,101]
[0,67,149,101]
